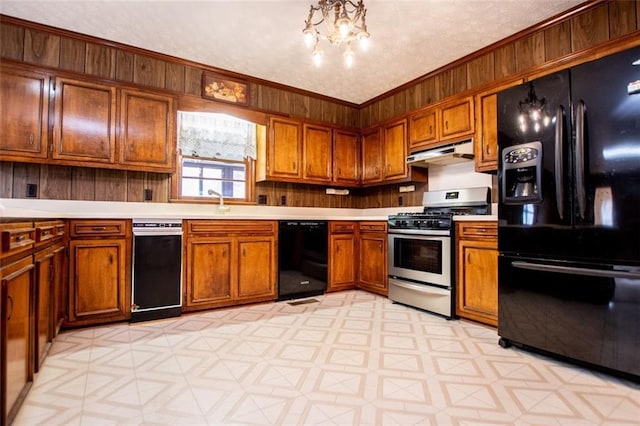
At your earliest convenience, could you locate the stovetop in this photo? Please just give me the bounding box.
[388,187,491,231]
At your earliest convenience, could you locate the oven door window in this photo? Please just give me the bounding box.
[388,234,451,287]
[393,238,442,274]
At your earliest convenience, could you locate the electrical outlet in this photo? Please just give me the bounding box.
[280,195,287,205]
[258,195,267,205]
[26,183,37,198]
[144,189,153,201]
[398,196,404,206]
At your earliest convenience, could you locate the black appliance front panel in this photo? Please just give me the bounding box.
[570,46,640,264]
[498,70,574,258]
[133,235,182,309]
[498,254,640,378]
[278,221,328,300]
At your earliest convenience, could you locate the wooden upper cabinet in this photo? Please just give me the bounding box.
[474,80,523,172]
[439,96,474,142]
[0,65,49,160]
[303,123,332,183]
[332,129,360,186]
[52,77,117,164]
[267,116,302,180]
[409,107,438,151]
[361,127,383,184]
[382,118,408,180]
[118,88,176,172]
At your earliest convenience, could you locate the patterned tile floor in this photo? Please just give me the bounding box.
[14,290,640,425]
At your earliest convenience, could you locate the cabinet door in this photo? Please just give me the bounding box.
[185,237,234,309]
[1,256,34,426]
[303,124,332,183]
[440,97,474,141]
[236,237,277,301]
[474,92,499,172]
[382,119,408,180]
[34,251,53,371]
[68,239,129,324]
[267,116,302,179]
[361,128,382,184]
[409,108,438,151]
[474,81,522,172]
[0,66,49,160]
[456,239,498,326]
[332,130,360,185]
[52,246,66,337]
[328,233,357,292]
[52,78,117,164]
[358,233,387,295]
[118,88,175,172]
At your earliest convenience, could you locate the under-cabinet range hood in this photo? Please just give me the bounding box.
[407,139,474,167]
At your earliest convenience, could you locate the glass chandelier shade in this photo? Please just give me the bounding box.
[303,0,370,68]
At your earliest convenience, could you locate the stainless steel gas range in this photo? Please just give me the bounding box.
[387,187,490,318]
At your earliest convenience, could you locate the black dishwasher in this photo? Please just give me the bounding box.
[278,221,328,301]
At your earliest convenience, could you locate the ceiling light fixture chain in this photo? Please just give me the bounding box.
[303,0,370,68]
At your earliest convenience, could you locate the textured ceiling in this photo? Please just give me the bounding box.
[1,0,585,104]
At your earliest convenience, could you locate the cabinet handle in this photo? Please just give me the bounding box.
[109,254,113,264]
[375,166,380,176]
[222,248,227,257]
[337,167,341,175]
[29,133,34,144]
[380,242,383,252]
[467,252,472,263]
[7,295,13,320]
[16,235,26,242]
[92,226,106,231]
[242,248,246,257]
[445,120,449,130]
[293,162,297,171]
[476,228,487,233]
[336,245,340,253]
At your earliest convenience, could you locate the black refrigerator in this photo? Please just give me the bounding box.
[497,45,640,379]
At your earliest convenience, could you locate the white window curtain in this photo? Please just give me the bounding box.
[177,112,257,161]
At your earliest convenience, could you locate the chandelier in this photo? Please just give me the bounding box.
[518,83,550,133]
[302,0,370,68]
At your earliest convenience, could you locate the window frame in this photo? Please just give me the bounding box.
[170,100,267,205]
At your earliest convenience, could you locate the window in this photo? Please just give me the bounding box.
[175,112,257,202]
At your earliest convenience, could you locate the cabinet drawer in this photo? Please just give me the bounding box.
[457,222,497,239]
[70,220,129,237]
[1,224,36,259]
[187,220,276,236]
[359,221,387,233]
[330,221,357,233]
[35,220,65,245]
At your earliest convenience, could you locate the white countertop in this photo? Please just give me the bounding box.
[0,199,497,222]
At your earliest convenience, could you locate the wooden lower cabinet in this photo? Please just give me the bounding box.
[1,255,35,426]
[455,221,498,326]
[358,222,388,296]
[67,220,131,327]
[184,220,277,311]
[328,222,358,292]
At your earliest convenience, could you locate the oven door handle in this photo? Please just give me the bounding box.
[389,278,451,294]
[388,229,450,236]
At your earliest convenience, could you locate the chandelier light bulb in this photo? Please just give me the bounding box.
[344,44,354,68]
[303,31,315,48]
[312,46,323,67]
[337,18,350,39]
[358,31,370,51]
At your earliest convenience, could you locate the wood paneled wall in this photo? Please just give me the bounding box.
[254,181,428,208]
[359,0,640,127]
[0,161,171,202]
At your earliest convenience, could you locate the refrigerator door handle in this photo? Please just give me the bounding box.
[554,105,565,219]
[512,261,640,279]
[575,101,586,220]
